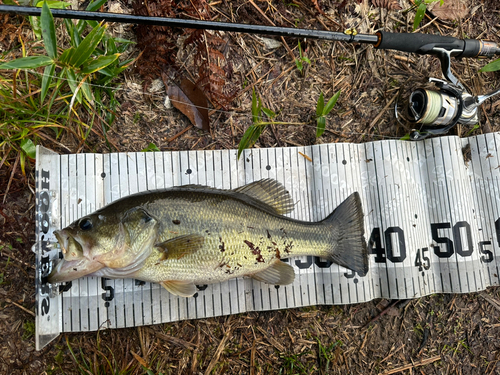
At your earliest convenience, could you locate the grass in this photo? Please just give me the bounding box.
[66,335,139,375]
[22,320,36,340]
[294,40,310,75]
[412,0,444,30]
[316,338,342,373]
[0,0,135,173]
[237,89,341,158]
[279,350,314,375]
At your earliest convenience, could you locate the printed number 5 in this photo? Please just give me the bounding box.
[479,241,494,263]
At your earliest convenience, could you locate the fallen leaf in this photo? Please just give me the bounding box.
[162,73,210,130]
[429,0,468,21]
[371,0,401,11]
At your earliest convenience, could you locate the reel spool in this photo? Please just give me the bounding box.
[396,79,500,141]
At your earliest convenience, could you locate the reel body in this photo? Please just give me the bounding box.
[396,49,500,141]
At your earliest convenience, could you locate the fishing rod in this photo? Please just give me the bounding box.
[1,4,500,139]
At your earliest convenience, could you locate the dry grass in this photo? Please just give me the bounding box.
[1,0,500,374]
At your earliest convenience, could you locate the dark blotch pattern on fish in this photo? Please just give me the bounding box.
[244,240,264,263]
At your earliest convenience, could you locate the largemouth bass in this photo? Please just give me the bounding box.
[48,179,368,297]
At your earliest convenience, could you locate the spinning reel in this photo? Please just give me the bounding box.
[395,46,500,140]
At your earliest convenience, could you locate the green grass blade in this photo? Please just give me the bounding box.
[86,0,108,11]
[40,63,56,104]
[81,53,120,74]
[29,15,42,39]
[251,89,260,123]
[66,69,82,104]
[59,47,75,64]
[0,56,53,69]
[80,79,93,103]
[479,58,500,72]
[238,124,265,159]
[69,23,106,67]
[413,3,427,31]
[20,138,36,159]
[316,116,326,138]
[142,143,160,152]
[41,1,58,59]
[316,92,324,117]
[262,107,276,119]
[64,18,81,47]
[323,89,341,115]
[107,37,118,54]
[295,59,302,72]
[37,0,72,7]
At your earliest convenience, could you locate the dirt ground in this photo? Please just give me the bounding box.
[1,0,500,374]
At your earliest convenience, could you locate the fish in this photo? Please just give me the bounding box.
[48,179,368,297]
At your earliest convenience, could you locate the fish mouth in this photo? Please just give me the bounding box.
[48,230,104,283]
[53,229,70,255]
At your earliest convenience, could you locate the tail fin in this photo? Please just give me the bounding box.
[323,192,368,274]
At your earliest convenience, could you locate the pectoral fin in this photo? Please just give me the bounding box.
[156,234,205,260]
[160,281,198,297]
[251,261,295,285]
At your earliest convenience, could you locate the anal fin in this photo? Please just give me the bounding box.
[251,261,295,285]
[160,281,198,297]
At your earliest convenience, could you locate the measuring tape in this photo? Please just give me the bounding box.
[34,133,500,350]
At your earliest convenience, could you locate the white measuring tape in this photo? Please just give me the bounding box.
[34,133,500,350]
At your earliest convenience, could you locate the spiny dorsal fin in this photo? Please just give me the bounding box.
[156,234,204,260]
[234,179,294,215]
[251,261,295,285]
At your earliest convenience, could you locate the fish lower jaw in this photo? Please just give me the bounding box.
[47,258,105,284]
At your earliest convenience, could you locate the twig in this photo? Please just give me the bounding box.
[393,55,414,63]
[3,151,20,204]
[146,327,197,350]
[481,105,493,134]
[480,291,500,312]
[380,355,441,374]
[368,92,399,131]
[0,146,12,171]
[167,125,194,143]
[204,319,233,375]
[250,340,256,375]
[1,252,35,270]
[130,351,149,369]
[4,297,35,317]
[362,300,399,328]
[256,326,284,352]
[247,0,295,62]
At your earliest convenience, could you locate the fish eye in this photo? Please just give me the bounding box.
[79,218,93,231]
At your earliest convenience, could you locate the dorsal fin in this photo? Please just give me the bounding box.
[234,179,294,215]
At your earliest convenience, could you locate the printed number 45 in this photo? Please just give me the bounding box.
[414,247,430,271]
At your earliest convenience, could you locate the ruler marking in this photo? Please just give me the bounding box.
[477,135,494,288]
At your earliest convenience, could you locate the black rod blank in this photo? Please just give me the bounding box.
[0,5,379,44]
